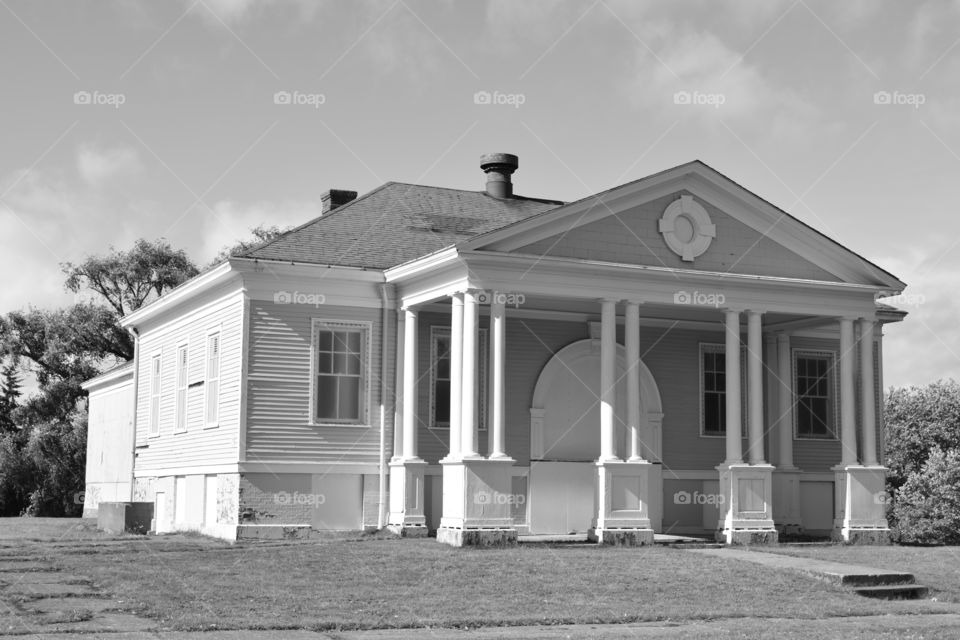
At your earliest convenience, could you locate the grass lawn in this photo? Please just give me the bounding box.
[2,519,959,634]
[761,544,960,603]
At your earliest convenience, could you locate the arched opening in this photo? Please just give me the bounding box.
[527,338,663,535]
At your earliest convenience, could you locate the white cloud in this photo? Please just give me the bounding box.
[198,200,322,264]
[77,146,142,186]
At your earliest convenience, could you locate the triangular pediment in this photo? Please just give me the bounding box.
[462,161,903,290]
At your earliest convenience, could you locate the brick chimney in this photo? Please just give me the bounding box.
[321,189,357,213]
[480,153,518,199]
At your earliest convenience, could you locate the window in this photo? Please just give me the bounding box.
[699,343,746,437]
[149,353,162,436]
[175,344,188,433]
[429,327,487,429]
[794,351,837,439]
[204,332,221,427]
[312,321,369,424]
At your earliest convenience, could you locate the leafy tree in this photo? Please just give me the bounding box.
[893,447,960,545]
[208,224,289,268]
[0,360,21,433]
[884,380,960,490]
[23,410,88,517]
[62,238,199,318]
[0,238,199,516]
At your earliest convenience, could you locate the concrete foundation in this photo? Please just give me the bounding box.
[833,528,891,545]
[436,527,517,547]
[720,528,779,546]
[97,502,153,535]
[387,523,429,538]
[589,528,655,546]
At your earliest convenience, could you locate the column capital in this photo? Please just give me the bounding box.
[744,308,766,317]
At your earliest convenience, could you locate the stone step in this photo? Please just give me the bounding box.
[827,571,916,587]
[853,584,930,600]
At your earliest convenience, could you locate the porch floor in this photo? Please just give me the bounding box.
[517,533,714,545]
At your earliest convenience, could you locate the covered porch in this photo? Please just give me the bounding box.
[385,249,893,546]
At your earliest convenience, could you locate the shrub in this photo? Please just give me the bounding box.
[893,447,960,545]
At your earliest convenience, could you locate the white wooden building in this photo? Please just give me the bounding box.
[83,155,905,545]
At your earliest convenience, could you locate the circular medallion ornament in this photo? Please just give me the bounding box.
[658,195,716,262]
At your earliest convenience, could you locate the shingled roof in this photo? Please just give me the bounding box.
[240,182,563,270]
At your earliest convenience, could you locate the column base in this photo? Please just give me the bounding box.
[592,460,657,541]
[387,459,427,533]
[716,463,779,545]
[832,465,889,545]
[437,457,518,547]
[437,527,517,547]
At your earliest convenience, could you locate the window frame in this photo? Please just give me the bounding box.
[698,342,748,439]
[792,349,839,441]
[309,319,372,427]
[148,350,163,438]
[174,342,189,434]
[428,326,488,430]
[203,329,222,429]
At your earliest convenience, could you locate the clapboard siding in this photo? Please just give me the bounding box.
[245,301,385,463]
[135,292,244,470]
[517,191,839,282]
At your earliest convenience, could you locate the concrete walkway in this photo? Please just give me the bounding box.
[685,547,915,585]
[17,614,960,639]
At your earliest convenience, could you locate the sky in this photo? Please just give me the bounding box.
[0,0,958,391]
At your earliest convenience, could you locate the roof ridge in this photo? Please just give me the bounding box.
[238,182,397,258]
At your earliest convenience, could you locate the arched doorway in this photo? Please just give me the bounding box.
[527,338,663,535]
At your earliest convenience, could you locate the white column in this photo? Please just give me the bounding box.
[859,318,878,466]
[839,318,858,466]
[447,294,464,460]
[625,301,643,461]
[776,333,795,469]
[392,309,405,459]
[746,310,765,465]
[401,307,419,460]
[461,291,479,458]
[724,309,743,464]
[489,295,508,458]
[600,299,618,461]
